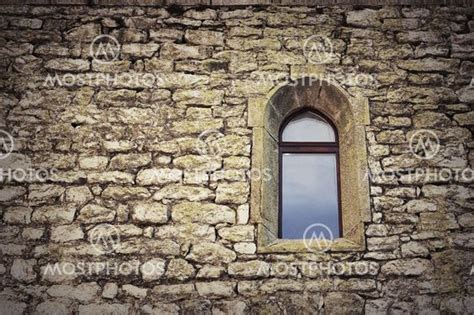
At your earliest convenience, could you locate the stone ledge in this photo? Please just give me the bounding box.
[0,0,472,6]
[258,237,365,253]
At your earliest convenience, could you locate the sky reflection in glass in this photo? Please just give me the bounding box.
[281,153,339,239]
[282,111,335,142]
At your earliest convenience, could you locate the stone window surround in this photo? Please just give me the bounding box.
[248,70,371,253]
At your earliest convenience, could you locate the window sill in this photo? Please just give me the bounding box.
[257,232,365,254]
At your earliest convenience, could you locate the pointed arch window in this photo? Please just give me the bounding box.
[279,109,342,239]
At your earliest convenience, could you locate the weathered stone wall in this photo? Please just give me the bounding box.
[0,4,473,314]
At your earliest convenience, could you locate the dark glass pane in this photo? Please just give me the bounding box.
[282,111,335,142]
[281,153,339,239]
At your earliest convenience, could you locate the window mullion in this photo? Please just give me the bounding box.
[280,146,339,153]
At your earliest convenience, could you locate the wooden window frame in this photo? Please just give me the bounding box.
[278,108,343,239]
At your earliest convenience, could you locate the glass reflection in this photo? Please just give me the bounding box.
[281,153,339,239]
[282,111,335,142]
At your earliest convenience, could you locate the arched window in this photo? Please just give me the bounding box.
[249,77,370,253]
[279,109,341,239]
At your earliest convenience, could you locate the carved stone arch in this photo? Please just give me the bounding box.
[265,77,355,139]
[249,77,371,253]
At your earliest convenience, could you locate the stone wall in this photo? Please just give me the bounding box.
[0,3,473,314]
